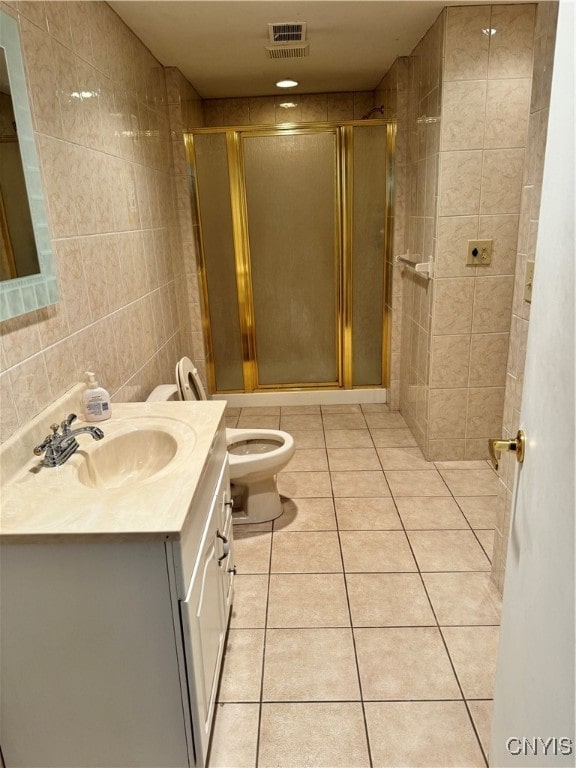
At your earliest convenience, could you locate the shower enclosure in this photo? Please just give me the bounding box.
[186,120,394,394]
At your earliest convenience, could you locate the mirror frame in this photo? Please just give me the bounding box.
[0,8,58,321]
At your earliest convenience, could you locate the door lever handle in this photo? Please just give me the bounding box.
[488,429,526,471]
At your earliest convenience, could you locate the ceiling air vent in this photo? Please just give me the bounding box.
[265,43,309,59]
[268,22,307,43]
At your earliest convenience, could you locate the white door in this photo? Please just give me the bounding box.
[490,3,575,766]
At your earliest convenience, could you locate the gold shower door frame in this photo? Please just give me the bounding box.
[187,120,395,394]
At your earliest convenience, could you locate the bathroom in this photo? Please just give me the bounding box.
[0,1,573,766]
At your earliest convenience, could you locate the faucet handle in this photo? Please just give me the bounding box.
[61,413,77,433]
[50,423,60,434]
[34,435,53,456]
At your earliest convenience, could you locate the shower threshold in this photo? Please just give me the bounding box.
[212,388,388,408]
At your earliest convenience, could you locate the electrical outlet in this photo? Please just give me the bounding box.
[466,239,493,266]
[524,260,535,303]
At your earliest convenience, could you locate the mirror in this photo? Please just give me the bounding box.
[1,47,40,281]
[0,8,58,321]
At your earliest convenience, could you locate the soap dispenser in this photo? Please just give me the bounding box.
[81,372,112,422]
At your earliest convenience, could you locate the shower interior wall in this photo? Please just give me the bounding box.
[202,92,375,127]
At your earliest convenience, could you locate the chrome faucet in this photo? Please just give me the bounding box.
[33,414,104,468]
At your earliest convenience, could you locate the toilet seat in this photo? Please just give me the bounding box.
[172,356,294,476]
[225,428,294,478]
[228,438,282,455]
[164,357,296,524]
[175,357,207,401]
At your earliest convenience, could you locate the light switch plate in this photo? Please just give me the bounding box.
[467,239,493,266]
[524,260,535,303]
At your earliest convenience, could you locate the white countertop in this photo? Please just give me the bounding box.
[0,399,226,541]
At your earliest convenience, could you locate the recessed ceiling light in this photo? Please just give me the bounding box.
[482,27,497,36]
[276,79,298,88]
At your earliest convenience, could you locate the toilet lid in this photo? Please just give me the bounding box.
[175,357,207,401]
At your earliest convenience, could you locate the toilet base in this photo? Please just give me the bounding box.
[231,477,284,525]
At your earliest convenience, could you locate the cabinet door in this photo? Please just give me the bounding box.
[180,468,230,766]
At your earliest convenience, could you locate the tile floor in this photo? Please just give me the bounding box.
[209,404,502,768]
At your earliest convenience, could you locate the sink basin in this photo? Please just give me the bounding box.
[0,393,225,537]
[77,428,179,489]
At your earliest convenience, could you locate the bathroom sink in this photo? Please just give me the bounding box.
[0,394,228,538]
[76,428,179,489]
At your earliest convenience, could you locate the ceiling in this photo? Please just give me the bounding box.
[109,1,454,99]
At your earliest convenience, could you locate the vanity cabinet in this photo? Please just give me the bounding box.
[0,420,234,768]
[181,459,235,763]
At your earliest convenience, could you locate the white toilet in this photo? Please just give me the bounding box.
[147,357,295,525]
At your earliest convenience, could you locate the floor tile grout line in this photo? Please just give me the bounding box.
[218,696,493,704]
[323,408,375,768]
[440,470,495,567]
[253,506,275,768]
[335,514,375,767]
[241,568,490,576]
[240,622,501,630]
[371,427,398,503]
[388,476,490,768]
[243,696,493,705]
[376,421,489,765]
[249,522,496,535]
[416,550,490,767]
[242,568,493,575]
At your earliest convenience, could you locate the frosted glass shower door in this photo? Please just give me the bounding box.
[351,125,389,386]
[193,133,244,392]
[242,131,340,387]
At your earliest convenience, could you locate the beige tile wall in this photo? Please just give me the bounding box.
[381,5,537,462]
[378,12,444,448]
[429,4,536,462]
[491,2,558,594]
[203,92,375,126]
[164,67,207,385]
[0,1,198,443]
